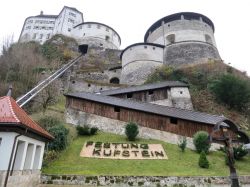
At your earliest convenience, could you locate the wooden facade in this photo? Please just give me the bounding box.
[66,97,233,138]
[110,88,169,103]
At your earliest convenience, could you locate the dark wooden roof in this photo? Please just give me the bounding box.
[66,92,225,125]
[65,92,250,143]
[99,81,188,96]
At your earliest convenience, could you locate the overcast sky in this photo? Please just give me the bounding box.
[0,0,250,75]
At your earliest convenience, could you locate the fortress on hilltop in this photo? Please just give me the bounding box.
[19,8,221,85]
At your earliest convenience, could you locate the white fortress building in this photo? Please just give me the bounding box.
[120,12,221,85]
[19,6,83,44]
[19,6,121,49]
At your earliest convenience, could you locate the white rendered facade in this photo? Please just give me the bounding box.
[0,132,45,171]
[19,6,121,49]
[72,22,121,49]
[19,6,83,44]
[144,13,216,47]
[0,132,46,186]
[120,43,164,85]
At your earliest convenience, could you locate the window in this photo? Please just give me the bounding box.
[79,26,82,30]
[69,12,76,17]
[106,27,109,32]
[97,25,101,29]
[105,35,110,41]
[153,47,155,50]
[68,28,71,32]
[179,91,183,94]
[46,34,50,39]
[27,20,33,24]
[170,117,178,124]
[127,93,133,98]
[88,84,91,87]
[0,138,2,146]
[100,43,103,47]
[166,34,175,44]
[25,26,31,30]
[68,18,75,24]
[205,34,212,44]
[114,107,120,112]
[88,24,91,28]
[148,90,154,95]
[39,34,43,39]
[144,46,147,49]
[32,33,37,39]
[33,26,39,30]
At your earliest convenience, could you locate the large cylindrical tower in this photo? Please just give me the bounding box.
[144,12,221,66]
[120,43,164,85]
[71,22,121,49]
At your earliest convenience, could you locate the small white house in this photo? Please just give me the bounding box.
[0,96,53,187]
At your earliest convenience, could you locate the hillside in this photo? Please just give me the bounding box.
[146,60,250,131]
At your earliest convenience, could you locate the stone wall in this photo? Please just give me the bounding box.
[69,78,123,93]
[164,41,221,67]
[120,61,162,85]
[41,174,250,187]
[0,170,40,187]
[65,108,221,150]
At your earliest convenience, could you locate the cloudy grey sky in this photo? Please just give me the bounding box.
[0,0,250,75]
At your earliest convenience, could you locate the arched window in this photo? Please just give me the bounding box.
[110,77,120,84]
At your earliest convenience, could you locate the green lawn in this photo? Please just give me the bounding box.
[42,132,250,176]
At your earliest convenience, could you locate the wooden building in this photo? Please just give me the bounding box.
[65,91,249,144]
[99,81,193,110]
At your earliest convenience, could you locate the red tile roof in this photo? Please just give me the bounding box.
[0,96,53,140]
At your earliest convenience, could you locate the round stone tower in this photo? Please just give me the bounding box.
[72,22,121,49]
[144,12,221,66]
[120,43,164,85]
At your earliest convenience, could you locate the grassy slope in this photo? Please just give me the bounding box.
[42,132,250,176]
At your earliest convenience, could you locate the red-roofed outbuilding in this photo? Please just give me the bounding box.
[0,96,53,187]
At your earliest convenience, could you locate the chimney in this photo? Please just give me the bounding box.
[40,11,44,15]
[6,85,12,97]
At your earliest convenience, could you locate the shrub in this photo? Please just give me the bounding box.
[178,137,187,152]
[193,131,211,153]
[37,115,62,130]
[125,122,139,141]
[76,125,90,135]
[90,127,98,135]
[209,74,250,111]
[220,145,248,161]
[199,151,209,169]
[76,125,98,136]
[37,116,69,151]
[43,150,58,167]
[47,125,69,151]
[233,145,248,160]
